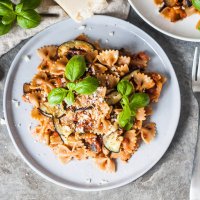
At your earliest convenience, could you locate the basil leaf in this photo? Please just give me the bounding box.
[20,0,42,10]
[129,93,150,110]
[0,0,13,16]
[131,109,136,117]
[48,88,68,105]
[124,117,134,131]
[75,76,99,95]
[64,91,74,106]
[15,3,23,13]
[121,96,129,107]
[192,0,200,11]
[0,21,12,35]
[117,80,134,96]
[66,82,76,91]
[2,12,16,25]
[17,10,41,29]
[65,55,86,82]
[118,105,131,128]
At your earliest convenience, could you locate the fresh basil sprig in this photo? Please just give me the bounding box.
[65,55,86,82]
[75,76,99,95]
[117,79,150,130]
[48,55,99,105]
[0,0,41,36]
[65,91,75,106]
[192,0,200,11]
[117,80,134,96]
[118,104,132,128]
[129,93,150,110]
[48,88,68,105]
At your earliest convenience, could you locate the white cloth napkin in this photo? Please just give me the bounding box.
[0,0,130,57]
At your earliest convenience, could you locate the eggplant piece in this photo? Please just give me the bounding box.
[39,102,66,118]
[38,108,52,118]
[58,40,94,57]
[164,0,178,7]
[103,132,123,153]
[74,106,93,112]
[122,70,138,81]
[53,118,72,143]
[159,4,167,12]
[106,91,122,105]
[185,0,192,7]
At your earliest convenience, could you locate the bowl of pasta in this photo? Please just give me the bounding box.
[3,15,180,191]
[129,0,200,42]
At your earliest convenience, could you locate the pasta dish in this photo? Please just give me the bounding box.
[154,0,200,29]
[22,35,166,172]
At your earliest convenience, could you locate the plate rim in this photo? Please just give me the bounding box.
[3,15,181,191]
[128,0,200,42]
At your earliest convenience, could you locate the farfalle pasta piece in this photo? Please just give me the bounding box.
[34,121,54,145]
[85,50,98,63]
[116,64,129,77]
[31,108,47,120]
[30,72,48,89]
[97,50,119,67]
[133,120,143,130]
[111,150,132,162]
[26,91,43,107]
[37,60,51,72]
[49,77,64,88]
[133,72,155,92]
[135,107,146,121]
[37,45,58,61]
[36,81,55,95]
[91,63,108,74]
[67,135,84,147]
[94,154,116,172]
[49,131,63,147]
[50,57,68,75]
[141,122,156,144]
[96,73,120,89]
[55,144,72,164]
[147,72,167,102]
[117,56,131,66]
[122,129,137,154]
[73,147,87,160]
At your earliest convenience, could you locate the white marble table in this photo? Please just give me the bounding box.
[0,9,198,200]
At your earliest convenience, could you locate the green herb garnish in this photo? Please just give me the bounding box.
[117,79,150,130]
[117,80,134,96]
[65,55,86,82]
[48,55,99,105]
[0,0,41,36]
[64,91,75,106]
[75,76,99,95]
[192,0,200,11]
[129,93,150,110]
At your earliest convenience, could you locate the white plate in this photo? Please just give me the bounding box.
[128,0,200,42]
[3,15,180,191]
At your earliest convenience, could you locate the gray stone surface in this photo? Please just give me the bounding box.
[0,8,199,200]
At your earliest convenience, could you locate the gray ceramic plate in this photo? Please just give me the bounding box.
[3,15,181,191]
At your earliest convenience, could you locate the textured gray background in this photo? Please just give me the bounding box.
[0,8,199,200]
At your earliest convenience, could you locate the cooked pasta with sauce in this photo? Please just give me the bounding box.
[22,35,166,172]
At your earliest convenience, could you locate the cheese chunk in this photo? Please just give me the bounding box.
[54,0,108,22]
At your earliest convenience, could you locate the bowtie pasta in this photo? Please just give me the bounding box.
[22,35,166,172]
